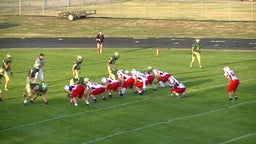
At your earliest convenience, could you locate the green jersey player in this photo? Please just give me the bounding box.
[72,55,83,79]
[107,52,119,79]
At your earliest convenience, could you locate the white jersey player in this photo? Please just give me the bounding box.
[168,76,186,98]
[101,77,121,98]
[152,68,172,88]
[223,66,240,101]
[116,69,135,96]
[130,69,147,94]
[86,81,106,102]
[34,53,45,83]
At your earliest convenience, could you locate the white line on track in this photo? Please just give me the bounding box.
[82,101,256,144]
[0,99,148,133]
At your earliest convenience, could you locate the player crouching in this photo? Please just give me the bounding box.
[64,81,90,108]
[23,83,49,105]
[130,69,148,95]
[84,78,106,102]
[152,68,172,88]
[101,77,121,98]
[168,76,187,98]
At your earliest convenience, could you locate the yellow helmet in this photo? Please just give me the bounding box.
[114,52,119,58]
[77,55,83,60]
[34,63,40,68]
[6,54,12,58]
[147,66,153,71]
[83,77,89,84]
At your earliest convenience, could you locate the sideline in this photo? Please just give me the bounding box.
[82,101,256,144]
[0,99,148,133]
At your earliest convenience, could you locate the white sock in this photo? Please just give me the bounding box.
[122,88,126,94]
[166,81,172,87]
[152,84,156,89]
[159,81,164,88]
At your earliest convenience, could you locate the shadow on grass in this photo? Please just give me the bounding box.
[185,78,213,87]
[0,23,18,29]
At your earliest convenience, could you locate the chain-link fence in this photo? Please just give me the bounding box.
[0,0,255,21]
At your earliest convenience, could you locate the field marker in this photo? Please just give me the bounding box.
[82,101,256,144]
[0,99,148,133]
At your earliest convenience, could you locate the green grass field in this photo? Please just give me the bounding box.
[0,48,255,144]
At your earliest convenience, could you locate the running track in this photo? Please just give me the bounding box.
[0,38,255,50]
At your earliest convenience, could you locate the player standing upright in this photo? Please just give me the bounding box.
[2,54,12,90]
[72,55,83,79]
[96,32,104,54]
[223,66,240,101]
[190,39,202,69]
[0,68,10,101]
[107,52,119,80]
[34,53,45,83]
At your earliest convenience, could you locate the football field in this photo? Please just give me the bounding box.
[0,48,255,144]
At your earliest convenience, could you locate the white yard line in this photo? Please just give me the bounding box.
[0,99,148,133]
[82,101,256,144]
[220,132,256,144]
